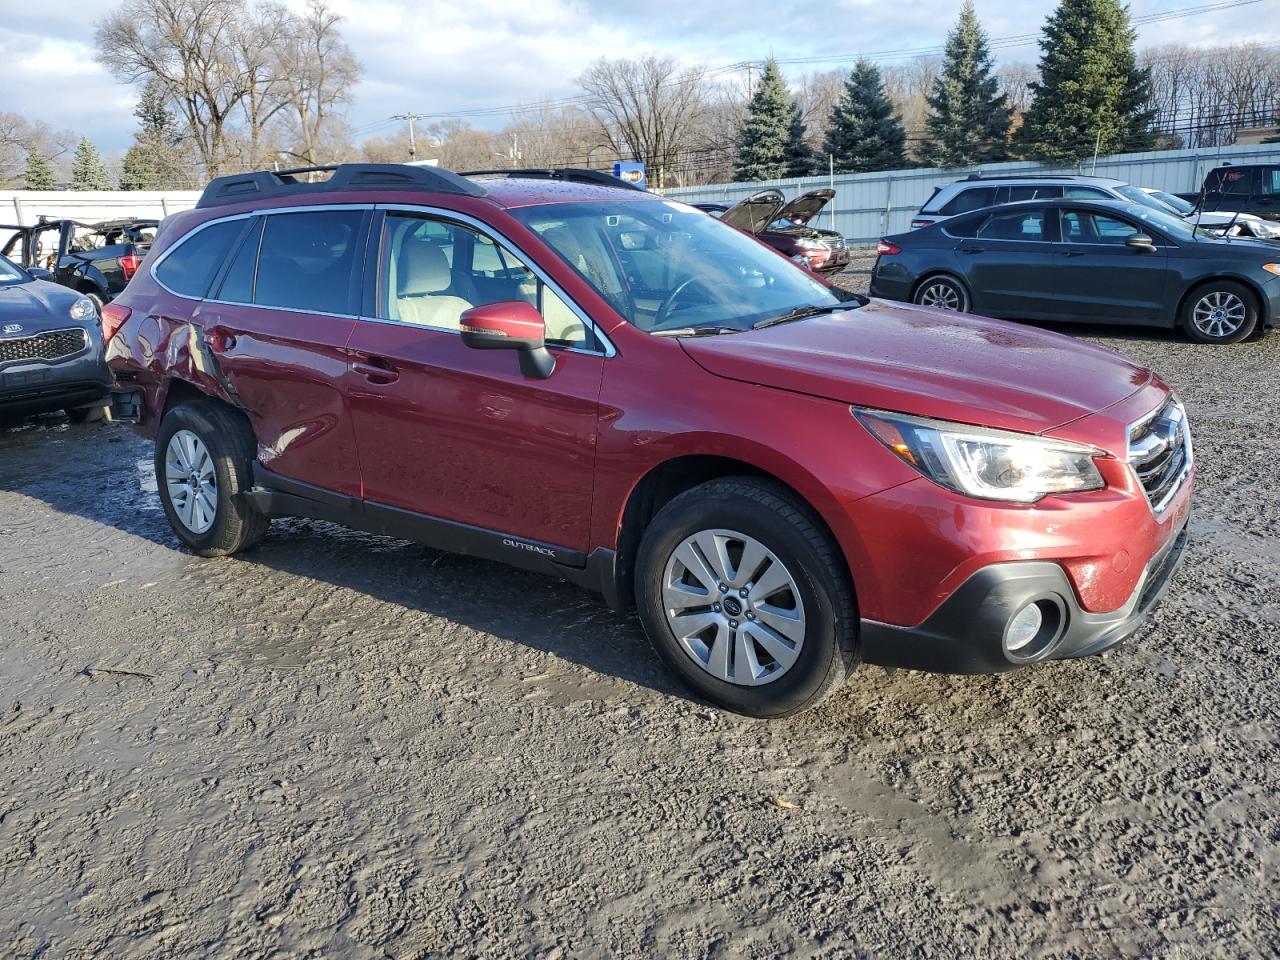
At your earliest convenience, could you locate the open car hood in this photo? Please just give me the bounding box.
[719,189,785,235]
[773,188,835,227]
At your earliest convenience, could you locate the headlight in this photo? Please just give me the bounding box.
[795,238,826,251]
[69,297,96,321]
[854,408,1105,503]
[1262,263,1280,276]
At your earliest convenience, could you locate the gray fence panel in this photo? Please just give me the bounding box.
[666,142,1280,246]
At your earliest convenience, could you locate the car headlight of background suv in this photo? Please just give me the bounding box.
[69,296,96,322]
[854,408,1105,503]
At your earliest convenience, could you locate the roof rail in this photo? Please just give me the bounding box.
[196,163,486,209]
[460,167,647,191]
[961,172,1104,182]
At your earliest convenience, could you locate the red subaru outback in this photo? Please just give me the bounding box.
[104,165,1193,717]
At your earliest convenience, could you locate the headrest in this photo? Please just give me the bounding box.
[398,241,451,296]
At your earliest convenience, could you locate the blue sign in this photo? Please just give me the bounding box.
[613,162,647,191]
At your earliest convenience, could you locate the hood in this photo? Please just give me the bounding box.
[774,189,835,227]
[720,189,785,235]
[0,279,83,334]
[679,300,1152,435]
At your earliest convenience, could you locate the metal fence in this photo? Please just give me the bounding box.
[665,142,1280,246]
[0,190,201,227]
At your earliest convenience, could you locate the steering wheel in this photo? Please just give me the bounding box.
[654,275,713,328]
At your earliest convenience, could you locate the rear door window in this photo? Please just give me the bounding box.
[254,210,366,315]
[939,187,996,216]
[155,219,248,298]
[1064,186,1111,199]
[976,209,1048,241]
[1005,185,1063,202]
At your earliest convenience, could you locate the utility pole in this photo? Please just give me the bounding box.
[392,113,428,161]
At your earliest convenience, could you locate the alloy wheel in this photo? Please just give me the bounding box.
[1191,291,1246,340]
[164,429,218,534]
[917,281,963,311]
[661,528,806,687]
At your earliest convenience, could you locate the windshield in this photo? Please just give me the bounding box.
[1115,184,1179,215]
[1151,190,1194,215]
[0,255,27,286]
[1118,202,1200,242]
[509,200,843,334]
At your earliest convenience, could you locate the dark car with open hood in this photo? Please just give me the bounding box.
[104,164,1191,718]
[694,188,850,275]
[0,255,111,421]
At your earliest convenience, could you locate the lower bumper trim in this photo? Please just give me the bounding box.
[860,524,1190,675]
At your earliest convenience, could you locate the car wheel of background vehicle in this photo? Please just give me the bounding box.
[65,403,108,423]
[1181,281,1258,344]
[913,275,968,312]
[154,399,268,557]
[635,477,858,718]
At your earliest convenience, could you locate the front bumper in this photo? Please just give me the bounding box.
[0,350,110,415]
[859,519,1189,674]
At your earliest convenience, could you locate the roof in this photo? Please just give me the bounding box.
[956,173,1126,186]
[470,176,661,209]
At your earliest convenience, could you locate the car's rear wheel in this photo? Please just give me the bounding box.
[155,399,268,557]
[1181,281,1259,344]
[913,275,968,312]
[635,478,858,717]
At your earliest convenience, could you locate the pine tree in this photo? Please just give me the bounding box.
[920,1,1011,167]
[783,103,816,178]
[822,60,907,173]
[1014,0,1156,163]
[736,60,810,181]
[119,144,155,191]
[70,137,110,190]
[23,151,56,190]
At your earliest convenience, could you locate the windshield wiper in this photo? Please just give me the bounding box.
[752,302,858,330]
[650,326,740,338]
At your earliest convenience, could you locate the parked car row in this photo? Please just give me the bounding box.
[692,189,851,275]
[45,162,1192,720]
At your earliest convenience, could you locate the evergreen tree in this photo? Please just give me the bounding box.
[70,137,110,190]
[783,103,816,178]
[822,60,907,173]
[23,151,56,190]
[736,59,811,181]
[119,144,155,191]
[920,1,1011,167]
[1014,0,1156,163]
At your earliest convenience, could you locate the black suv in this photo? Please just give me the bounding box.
[1195,164,1280,221]
[0,218,158,309]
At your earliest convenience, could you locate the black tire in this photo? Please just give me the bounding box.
[912,274,969,313]
[1180,280,1259,344]
[65,403,107,423]
[635,477,858,718]
[154,399,268,557]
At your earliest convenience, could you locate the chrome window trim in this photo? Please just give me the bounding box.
[149,201,616,358]
[374,203,616,358]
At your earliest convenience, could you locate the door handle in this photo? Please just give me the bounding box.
[352,356,399,384]
[206,327,238,351]
[1062,249,1087,257]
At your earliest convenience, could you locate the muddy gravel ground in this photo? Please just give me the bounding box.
[2,264,1279,958]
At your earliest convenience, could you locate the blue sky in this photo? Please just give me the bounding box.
[0,0,1274,155]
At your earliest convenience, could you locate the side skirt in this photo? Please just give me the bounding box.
[243,465,625,609]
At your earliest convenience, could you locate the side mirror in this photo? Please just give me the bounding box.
[1126,234,1156,253]
[459,300,555,379]
[27,266,54,281]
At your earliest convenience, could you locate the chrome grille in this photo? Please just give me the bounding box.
[1128,398,1192,514]
[0,328,88,366]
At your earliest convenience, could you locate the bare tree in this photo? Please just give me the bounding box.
[1143,43,1280,147]
[578,55,708,188]
[274,0,360,168]
[0,113,78,187]
[998,63,1037,124]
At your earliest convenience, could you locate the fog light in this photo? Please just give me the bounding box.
[1004,603,1043,653]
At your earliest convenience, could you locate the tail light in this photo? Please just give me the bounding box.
[119,253,142,281]
[877,240,902,256]
[101,303,131,343]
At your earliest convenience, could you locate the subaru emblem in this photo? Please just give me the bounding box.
[1,323,21,335]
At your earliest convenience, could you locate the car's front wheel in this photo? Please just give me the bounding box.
[913,275,968,312]
[1181,281,1259,344]
[155,399,269,557]
[635,478,858,717]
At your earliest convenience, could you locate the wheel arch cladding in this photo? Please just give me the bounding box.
[610,454,855,612]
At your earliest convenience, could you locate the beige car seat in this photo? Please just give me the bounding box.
[396,241,472,329]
